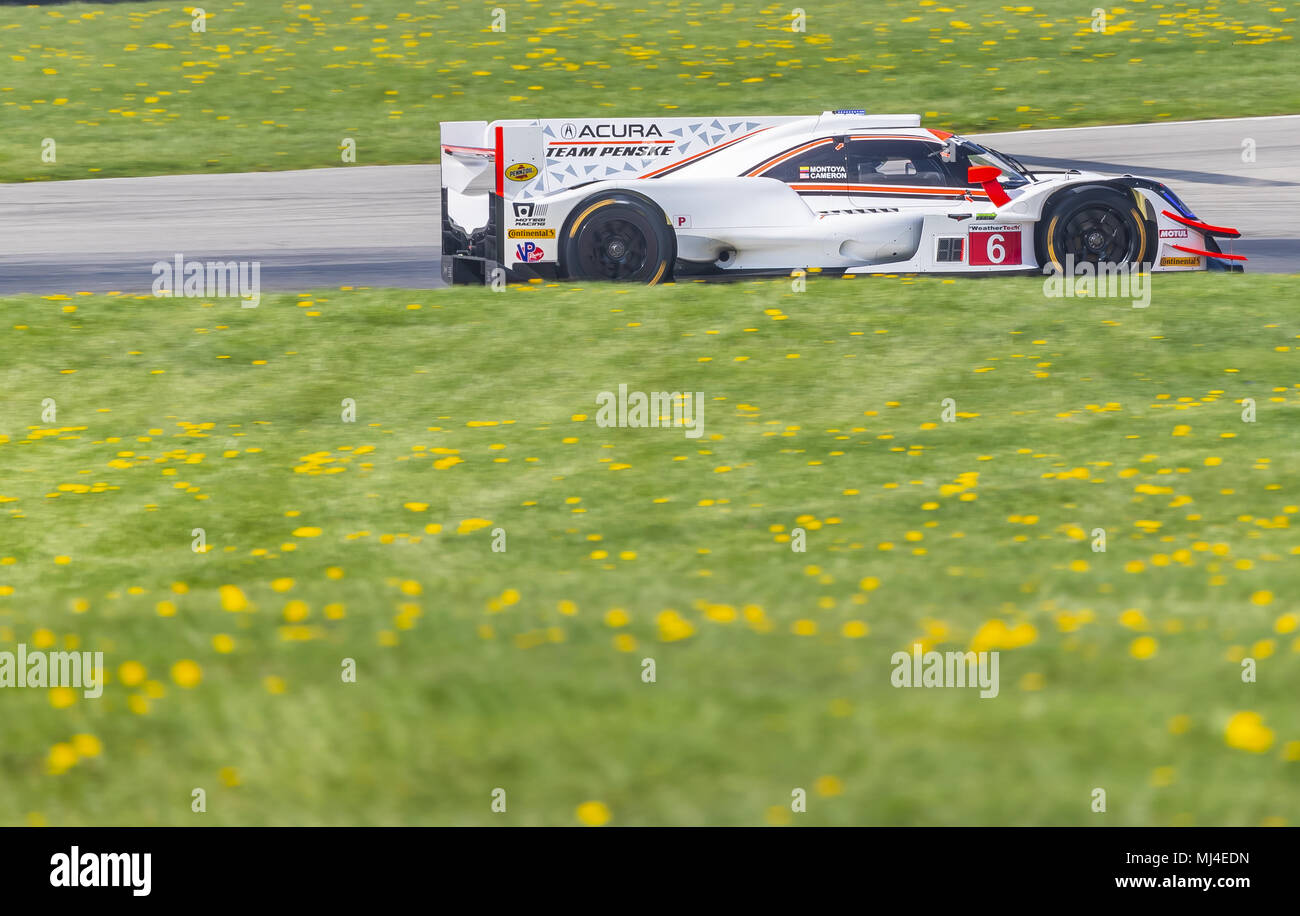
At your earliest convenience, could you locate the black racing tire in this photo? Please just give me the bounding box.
[561,193,675,284]
[1037,186,1149,272]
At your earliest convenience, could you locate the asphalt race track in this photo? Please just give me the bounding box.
[1,116,1295,295]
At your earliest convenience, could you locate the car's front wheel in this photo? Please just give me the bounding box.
[562,193,675,284]
[1038,186,1149,271]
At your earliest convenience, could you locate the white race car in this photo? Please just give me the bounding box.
[439,111,1245,284]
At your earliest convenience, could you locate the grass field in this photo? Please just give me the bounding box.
[1,274,1298,826]
[2,0,1296,181]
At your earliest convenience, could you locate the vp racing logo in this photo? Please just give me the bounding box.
[516,241,545,263]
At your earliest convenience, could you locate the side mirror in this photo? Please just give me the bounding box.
[967,165,1002,183]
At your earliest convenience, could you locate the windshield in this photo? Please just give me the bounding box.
[959,142,1030,187]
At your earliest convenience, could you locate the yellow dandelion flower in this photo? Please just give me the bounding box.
[576,801,611,826]
[171,659,202,688]
[814,775,843,797]
[657,610,695,642]
[1225,711,1274,753]
[47,742,79,775]
[1130,636,1158,659]
[219,584,249,611]
[71,734,102,757]
[613,633,638,652]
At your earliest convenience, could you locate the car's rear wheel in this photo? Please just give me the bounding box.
[562,193,674,284]
[1038,187,1149,271]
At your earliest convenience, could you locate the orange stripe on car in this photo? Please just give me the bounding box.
[845,135,939,142]
[639,127,773,179]
[743,138,834,177]
[791,183,990,198]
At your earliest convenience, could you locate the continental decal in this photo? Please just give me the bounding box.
[508,228,556,239]
[1160,256,1202,267]
[505,162,538,182]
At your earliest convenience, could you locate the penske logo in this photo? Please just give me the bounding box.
[505,162,537,182]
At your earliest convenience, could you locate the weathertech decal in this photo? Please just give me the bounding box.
[967,226,1021,266]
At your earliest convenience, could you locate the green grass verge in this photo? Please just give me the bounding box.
[1,274,1298,825]
[2,0,1296,182]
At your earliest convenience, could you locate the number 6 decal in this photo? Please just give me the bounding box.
[969,228,1022,266]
